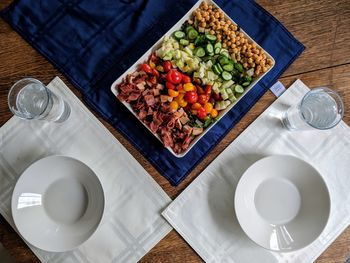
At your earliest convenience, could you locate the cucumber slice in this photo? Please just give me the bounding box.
[212,64,221,75]
[205,34,217,42]
[173,31,185,40]
[188,29,199,40]
[219,56,229,66]
[234,63,244,73]
[214,42,222,49]
[220,49,230,58]
[185,26,195,34]
[222,71,232,81]
[216,63,224,73]
[242,82,250,87]
[179,39,189,46]
[223,63,234,71]
[214,47,221,54]
[194,47,206,57]
[234,84,244,93]
[205,43,214,54]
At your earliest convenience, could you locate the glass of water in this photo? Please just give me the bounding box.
[281,87,344,131]
[8,78,70,123]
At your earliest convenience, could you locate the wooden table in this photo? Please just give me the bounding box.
[1,0,350,262]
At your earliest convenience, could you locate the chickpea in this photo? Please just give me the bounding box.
[236,36,240,41]
[227,41,232,46]
[220,12,224,19]
[210,30,215,35]
[243,63,248,69]
[247,52,253,57]
[233,48,238,53]
[215,12,220,19]
[262,67,268,73]
[267,59,273,66]
[248,58,253,64]
[188,19,193,25]
[200,22,206,27]
[222,43,227,48]
[236,41,241,46]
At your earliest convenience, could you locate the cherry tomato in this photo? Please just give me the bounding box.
[182,74,191,84]
[210,108,218,118]
[183,83,195,92]
[204,102,213,114]
[168,89,179,97]
[205,85,212,95]
[163,61,172,72]
[169,101,179,111]
[212,92,222,101]
[140,63,153,74]
[152,68,160,77]
[197,107,207,120]
[166,82,175,90]
[166,69,182,84]
[184,91,198,104]
[191,103,202,110]
[176,84,185,93]
[198,94,209,105]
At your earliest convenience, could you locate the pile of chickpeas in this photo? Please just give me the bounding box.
[188,2,273,76]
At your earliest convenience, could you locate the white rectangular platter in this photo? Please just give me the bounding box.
[111,0,275,158]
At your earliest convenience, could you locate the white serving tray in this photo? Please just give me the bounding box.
[111,0,275,158]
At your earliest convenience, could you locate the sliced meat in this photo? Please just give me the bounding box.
[144,95,155,106]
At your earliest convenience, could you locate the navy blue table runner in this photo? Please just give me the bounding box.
[1,0,305,186]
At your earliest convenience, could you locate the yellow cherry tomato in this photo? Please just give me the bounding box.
[210,108,218,118]
[168,89,179,97]
[183,83,195,92]
[149,61,156,68]
[169,101,179,111]
[178,99,188,107]
[191,102,202,110]
[204,102,213,114]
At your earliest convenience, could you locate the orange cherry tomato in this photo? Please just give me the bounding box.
[169,101,179,111]
[168,89,179,97]
[210,108,218,118]
[191,103,202,110]
[204,102,213,114]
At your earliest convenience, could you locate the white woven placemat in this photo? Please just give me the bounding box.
[162,79,350,263]
[0,77,172,263]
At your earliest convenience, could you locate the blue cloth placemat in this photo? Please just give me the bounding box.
[1,0,304,186]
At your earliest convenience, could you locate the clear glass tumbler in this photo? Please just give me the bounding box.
[8,78,70,123]
[281,87,344,131]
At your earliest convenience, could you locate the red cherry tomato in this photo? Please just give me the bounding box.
[140,63,153,74]
[152,68,160,77]
[166,82,175,90]
[166,69,182,84]
[184,91,198,104]
[149,76,157,85]
[198,94,209,105]
[212,92,222,101]
[182,74,191,84]
[163,61,172,72]
[205,85,212,95]
[197,107,207,120]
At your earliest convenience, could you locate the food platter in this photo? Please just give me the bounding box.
[111,0,275,157]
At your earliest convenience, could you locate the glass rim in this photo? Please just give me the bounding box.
[300,87,344,130]
[7,78,51,119]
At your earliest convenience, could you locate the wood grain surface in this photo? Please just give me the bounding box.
[1,0,350,262]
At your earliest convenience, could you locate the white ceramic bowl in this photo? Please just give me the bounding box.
[234,155,330,252]
[11,156,105,252]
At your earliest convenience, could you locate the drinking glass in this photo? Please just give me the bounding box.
[281,87,344,131]
[8,78,70,123]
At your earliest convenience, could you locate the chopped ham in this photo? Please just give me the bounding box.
[192,127,203,136]
[136,82,146,90]
[144,95,155,106]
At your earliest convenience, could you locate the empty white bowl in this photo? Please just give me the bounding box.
[11,156,105,252]
[234,155,330,252]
